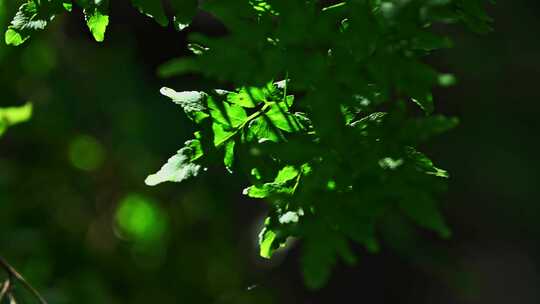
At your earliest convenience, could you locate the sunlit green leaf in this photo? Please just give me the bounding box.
[247,117,281,143]
[84,1,109,42]
[258,225,277,259]
[145,140,203,186]
[243,165,299,198]
[0,102,32,136]
[265,102,302,132]
[5,0,69,46]
[160,87,209,123]
[224,140,235,171]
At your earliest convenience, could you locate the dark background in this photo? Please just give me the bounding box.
[1,1,539,303]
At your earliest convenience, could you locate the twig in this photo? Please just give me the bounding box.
[0,256,48,304]
[0,279,11,302]
[8,292,16,304]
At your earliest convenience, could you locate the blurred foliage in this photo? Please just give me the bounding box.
[0,0,493,293]
[68,135,105,171]
[0,103,32,137]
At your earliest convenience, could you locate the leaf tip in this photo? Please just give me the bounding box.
[5,29,27,46]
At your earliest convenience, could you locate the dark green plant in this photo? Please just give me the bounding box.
[4,0,491,289]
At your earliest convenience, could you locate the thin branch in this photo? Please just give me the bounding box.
[0,279,11,303]
[8,292,17,304]
[0,256,48,304]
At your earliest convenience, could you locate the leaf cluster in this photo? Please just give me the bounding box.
[3,0,492,289]
[145,0,490,288]
[148,76,460,288]
[4,0,198,45]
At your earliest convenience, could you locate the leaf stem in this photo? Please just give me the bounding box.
[0,256,48,304]
[215,102,273,147]
[322,2,347,12]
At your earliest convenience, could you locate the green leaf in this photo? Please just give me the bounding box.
[258,214,294,259]
[207,96,247,128]
[5,29,26,46]
[406,147,448,178]
[10,2,47,30]
[5,0,68,46]
[227,87,266,108]
[63,2,73,11]
[224,140,235,171]
[243,165,300,198]
[86,12,108,42]
[284,95,295,107]
[5,0,54,46]
[274,166,300,183]
[170,0,198,31]
[265,102,302,132]
[130,0,168,26]
[160,87,209,123]
[212,122,234,147]
[0,103,33,137]
[246,117,281,143]
[145,140,203,186]
[301,224,348,289]
[244,183,293,198]
[258,225,278,259]
[157,57,199,77]
[401,115,459,143]
[227,91,256,108]
[83,0,109,42]
[399,193,451,238]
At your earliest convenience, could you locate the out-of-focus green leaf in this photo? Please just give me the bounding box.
[0,103,32,136]
[399,193,452,238]
[406,147,449,178]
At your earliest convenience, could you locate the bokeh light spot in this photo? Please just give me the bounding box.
[115,194,167,244]
[327,180,336,191]
[68,135,105,171]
